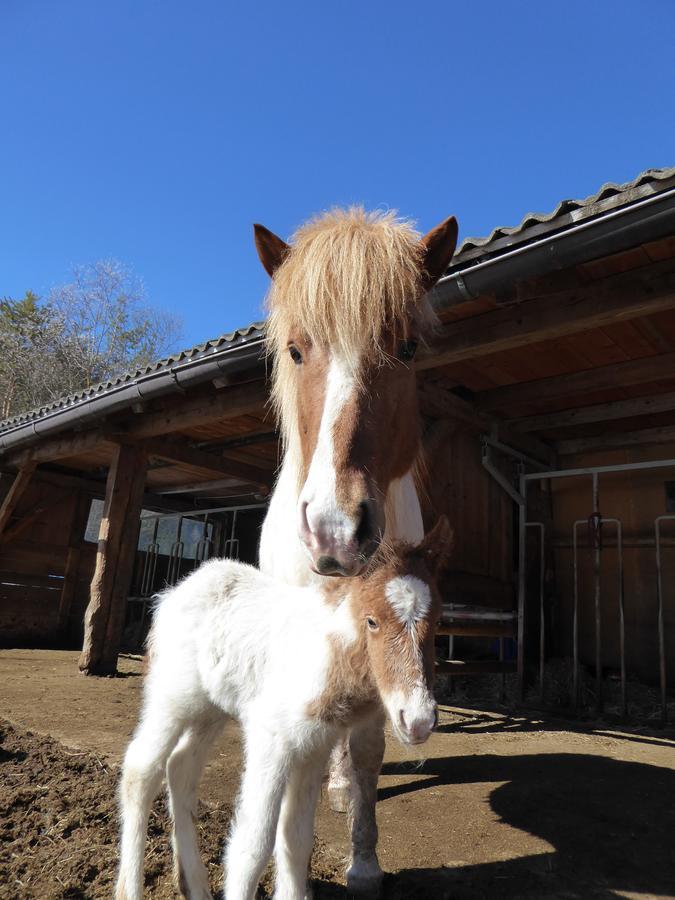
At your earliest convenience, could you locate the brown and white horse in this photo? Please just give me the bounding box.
[254,207,457,894]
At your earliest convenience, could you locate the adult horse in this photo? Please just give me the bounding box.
[254,207,457,895]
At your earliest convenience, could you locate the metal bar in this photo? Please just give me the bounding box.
[523,457,675,482]
[139,501,267,522]
[480,441,525,505]
[516,470,527,703]
[606,518,626,719]
[592,473,602,717]
[572,520,582,712]
[526,522,546,704]
[655,515,674,725]
[483,432,552,471]
[166,517,185,586]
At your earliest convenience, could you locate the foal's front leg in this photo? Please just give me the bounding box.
[224,725,290,900]
[274,743,331,900]
[345,712,386,897]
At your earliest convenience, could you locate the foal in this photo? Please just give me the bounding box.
[115,518,450,900]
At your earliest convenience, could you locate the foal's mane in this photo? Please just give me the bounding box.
[265,207,437,442]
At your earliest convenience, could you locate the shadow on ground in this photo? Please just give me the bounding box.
[313,749,675,898]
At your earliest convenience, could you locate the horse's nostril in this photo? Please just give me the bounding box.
[355,500,374,547]
[316,556,342,575]
[398,710,408,735]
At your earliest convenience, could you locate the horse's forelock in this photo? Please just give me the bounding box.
[265,206,436,444]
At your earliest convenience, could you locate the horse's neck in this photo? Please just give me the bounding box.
[259,455,424,586]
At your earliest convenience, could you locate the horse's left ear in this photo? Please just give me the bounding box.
[420,216,459,292]
[254,224,291,277]
[419,515,453,574]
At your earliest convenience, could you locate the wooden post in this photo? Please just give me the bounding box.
[0,463,36,538]
[79,443,147,676]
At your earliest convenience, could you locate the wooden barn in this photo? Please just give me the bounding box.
[2,166,675,719]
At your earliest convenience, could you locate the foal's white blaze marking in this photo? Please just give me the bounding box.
[385,575,431,626]
[299,353,359,548]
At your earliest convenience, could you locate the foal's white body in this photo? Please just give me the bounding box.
[116,550,437,900]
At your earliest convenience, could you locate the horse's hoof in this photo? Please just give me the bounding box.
[327,782,351,813]
[346,858,384,898]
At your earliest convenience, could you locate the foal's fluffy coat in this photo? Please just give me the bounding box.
[116,525,448,900]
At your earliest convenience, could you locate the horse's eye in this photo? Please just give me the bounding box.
[366,617,379,632]
[288,344,303,365]
[397,340,418,362]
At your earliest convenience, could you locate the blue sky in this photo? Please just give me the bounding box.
[1,1,673,348]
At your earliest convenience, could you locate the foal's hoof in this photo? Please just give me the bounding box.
[327,782,351,813]
[346,857,384,898]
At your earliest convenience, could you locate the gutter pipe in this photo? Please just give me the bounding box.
[430,184,675,307]
[0,336,266,453]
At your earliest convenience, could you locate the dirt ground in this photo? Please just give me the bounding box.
[1,650,675,900]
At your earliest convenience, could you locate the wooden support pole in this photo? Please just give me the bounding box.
[79,444,148,676]
[0,463,36,537]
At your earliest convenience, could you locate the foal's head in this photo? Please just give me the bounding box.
[354,516,451,745]
[255,207,457,577]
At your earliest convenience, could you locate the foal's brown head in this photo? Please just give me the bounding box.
[255,208,457,576]
[354,516,452,744]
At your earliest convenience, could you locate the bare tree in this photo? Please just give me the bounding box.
[0,261,183,419]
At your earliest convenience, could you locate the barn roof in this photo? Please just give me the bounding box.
[1,164,674,453]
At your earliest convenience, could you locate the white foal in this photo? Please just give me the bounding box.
[115,518,450,900]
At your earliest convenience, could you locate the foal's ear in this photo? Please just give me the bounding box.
[419,216,459,292]
[253,224,291,277]
[419,515,453,574]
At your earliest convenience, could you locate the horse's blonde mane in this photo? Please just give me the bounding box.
[265,206,436,442]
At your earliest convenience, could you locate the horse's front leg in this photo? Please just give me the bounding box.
[345,711,386,897]
[224,724,290,900]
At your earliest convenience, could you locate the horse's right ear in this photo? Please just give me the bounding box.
[419,515,453,574]
[254,224,291,277]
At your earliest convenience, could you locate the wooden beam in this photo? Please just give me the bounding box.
[144,436,272,488]
[476,351,675,414]
[510,390,675,433]
[79,444,148,676]
[418,263,675,370]
[3,430,113,469]
[117,379,268,441]
[556,425,675,455]
[419,380,556,465]
[1,380,269,469]
[0,464,36,537]
[155,477,269,497]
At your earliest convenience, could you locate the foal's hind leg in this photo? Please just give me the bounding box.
[167,717,223,899]
[345,712,386,897]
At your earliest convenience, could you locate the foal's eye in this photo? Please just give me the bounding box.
[397,340,418,362]
[288,344,303,365]
[366,617,379,632]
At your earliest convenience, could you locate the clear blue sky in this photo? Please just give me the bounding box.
[1,1,673,349]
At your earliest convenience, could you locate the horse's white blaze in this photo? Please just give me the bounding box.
[299,353,359,551]
[385,575,431,626]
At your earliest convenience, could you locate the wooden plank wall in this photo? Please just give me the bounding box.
[0,478,95,645]
[423,427,513,599]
